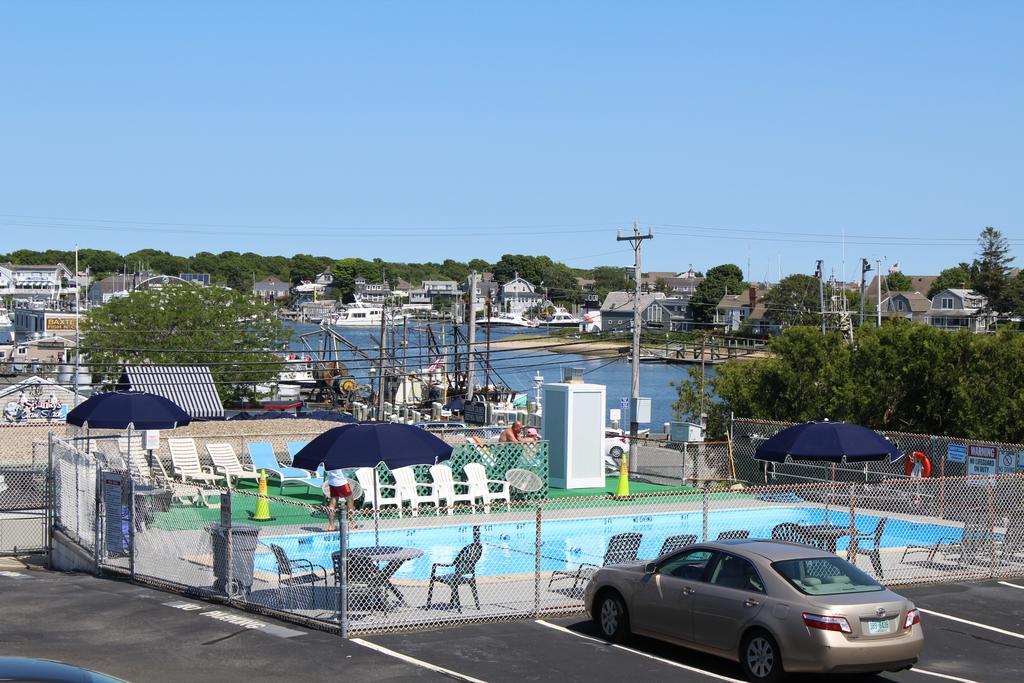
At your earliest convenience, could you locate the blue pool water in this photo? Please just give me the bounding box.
[255,506,958,581]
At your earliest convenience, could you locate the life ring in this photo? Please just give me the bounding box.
[904,451,931,478]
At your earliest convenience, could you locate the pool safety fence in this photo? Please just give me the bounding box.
[622,437,734,485]
[48,433,1024,636]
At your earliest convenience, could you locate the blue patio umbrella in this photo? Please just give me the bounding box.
[293,423,453,544]
[66,391,191,430]
[753,421,901,464]
[292,423,452,471]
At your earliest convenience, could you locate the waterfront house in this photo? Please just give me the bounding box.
[500,274,544,317]
[252,276,290,301]
[0,263,77,298]
[715,287,755,331]
[353,277,391,304]
[881,291,931,322]
[863,274,937,308]
[89,271,156,304]
[600,291,668,332]
[462,278,499,315]
[924,288,992,332]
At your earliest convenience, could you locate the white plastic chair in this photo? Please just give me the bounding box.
[429,464,476,515]
[206,443,261,485]
[167,437,223,485]
[354,467,403,517]
[392,466,440,516]
[463,462,511,513]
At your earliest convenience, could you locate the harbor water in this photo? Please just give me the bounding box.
[284,321,710,428]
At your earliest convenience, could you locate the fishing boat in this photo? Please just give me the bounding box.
[330,302,408,327]
[541,307,580,328]
[478,312,539,328]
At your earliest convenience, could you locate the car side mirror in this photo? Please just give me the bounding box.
[644,562,657,574]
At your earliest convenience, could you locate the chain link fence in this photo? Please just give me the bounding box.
[47,423,1024,637]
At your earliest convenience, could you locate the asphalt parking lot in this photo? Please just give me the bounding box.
[1,562,1022,682]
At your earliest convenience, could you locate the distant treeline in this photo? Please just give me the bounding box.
[0,248,600,303]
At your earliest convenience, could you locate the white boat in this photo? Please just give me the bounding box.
[293,270,333,295]
[541,308,580,328]
[278,353,316,388]
[478,312,539,328]
[0,307,11,327]
[331,302,408,327]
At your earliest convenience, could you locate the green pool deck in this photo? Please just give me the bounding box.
[149,477,748,532]
[546,480,701,498]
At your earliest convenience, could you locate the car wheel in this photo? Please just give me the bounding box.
[740,630,784,683]
[594,591,630,643]
[609,446,624,458]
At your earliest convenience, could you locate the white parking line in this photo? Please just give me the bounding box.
[997,581,1024,590]
[351,639,487,683]
[918,608,1024,641]
[910,669,979,683]
[534,620,744,682]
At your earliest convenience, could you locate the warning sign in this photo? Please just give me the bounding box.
[967,445,997,486]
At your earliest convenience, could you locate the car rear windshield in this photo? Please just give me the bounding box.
[772,557,883,595]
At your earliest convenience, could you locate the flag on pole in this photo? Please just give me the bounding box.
[888,263,901,273]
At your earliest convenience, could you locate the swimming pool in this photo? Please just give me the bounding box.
[254,505,958,581]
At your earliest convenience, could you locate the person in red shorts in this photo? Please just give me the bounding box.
[326,468,357,531]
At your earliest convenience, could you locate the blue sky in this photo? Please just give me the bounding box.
[1,1,1021,280]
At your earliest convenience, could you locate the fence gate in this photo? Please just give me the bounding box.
[0,464,47,556]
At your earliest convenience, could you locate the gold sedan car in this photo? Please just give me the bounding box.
[584,539,923,682]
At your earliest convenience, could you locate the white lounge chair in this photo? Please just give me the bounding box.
[354,467,403,517]
[463,462,511,513]
[429,464,476,515]
[392,466,440,516]
[206,443,261,485]
[127,446,216,508]
[167,437,224,486]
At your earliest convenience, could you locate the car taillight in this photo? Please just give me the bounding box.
[802,612,852,634]
[904,608,921,629]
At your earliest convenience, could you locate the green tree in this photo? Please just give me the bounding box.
[687,264,745,325]
[884,272,912,291]
[928,264,971,298]
[81,284,288,403]
[762,274,821,327]
[971,226,1013,313]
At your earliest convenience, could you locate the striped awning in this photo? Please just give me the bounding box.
[118,365,224,420]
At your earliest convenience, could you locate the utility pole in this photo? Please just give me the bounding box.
[376,281,387,420]
[73,245,80,406]
[465,272,477,400]
[876,258,882,326]
[484,288,492,396]
[816,260,825,334]
[616,222,654,489]
[859,258,870,327]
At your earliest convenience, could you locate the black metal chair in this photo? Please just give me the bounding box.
[270,543,327,609]
[717,529,750,540]
[426,542,483,612]
[850,517,888,577]
[548,532,643,593]
[332,551,387,611]
[658,534,698,557]
[770,522,819,548]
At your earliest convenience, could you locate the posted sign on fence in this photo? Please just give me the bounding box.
[101,471,127,555]
[967,445,998,486]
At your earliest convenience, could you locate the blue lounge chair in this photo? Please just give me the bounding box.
[246,442,315,494]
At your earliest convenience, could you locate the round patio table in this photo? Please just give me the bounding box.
[798,524,849,554]
[337,545,424,608]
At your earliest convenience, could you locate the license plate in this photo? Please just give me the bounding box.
[867,619,892,635]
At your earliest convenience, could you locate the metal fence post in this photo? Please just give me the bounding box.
[94,467,101,576]
[534,502,542,617]
[846,484,856,564]
[46,432,54,568]
[988,482,996,578]
[338,506,349,638]
[128,474,136,581]
[702,484,709,542]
